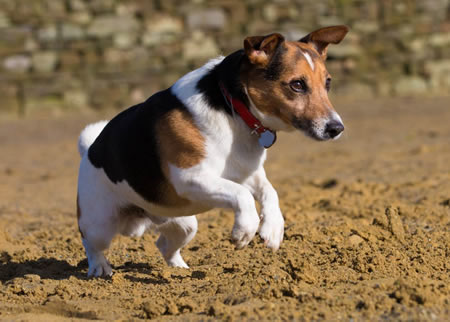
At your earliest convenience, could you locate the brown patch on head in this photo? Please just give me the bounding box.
[242,40,334,129]
[240,28,348,136]
[244,33,285,67]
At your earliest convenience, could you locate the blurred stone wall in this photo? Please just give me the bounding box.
[0,0,449,116]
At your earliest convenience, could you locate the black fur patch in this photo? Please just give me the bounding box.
[88,88,186,205]
[264,44,287,81]
[196,50,249,115]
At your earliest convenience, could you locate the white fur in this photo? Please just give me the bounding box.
[78,157,200,276]
[77,56,285,277]
[330,111,344,140]
[331,110,344,125]
[303,52,315,71]
[170,57,284,249]
[78,121,108,156]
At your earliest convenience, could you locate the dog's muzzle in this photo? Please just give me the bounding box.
[293,117,344,141]
[324,120,344,139]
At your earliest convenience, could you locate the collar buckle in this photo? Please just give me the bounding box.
[219,82,277,149]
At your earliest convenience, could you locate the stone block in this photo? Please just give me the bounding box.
[318,16,345,27]
[127,47,151,67]
[394,76,428,96]
[37,25,58,42]
[113,32,137,49]
[24,95,64,117]
[63,89,88,110]
[82,50,100,66]
[182,31,219,62]
[262,4,279,23]
[145,14,183,34]
[429,33,450,47]
[61,23,85,40]
[0,11,10,28]
[70,11,92,25]
[186,8,227,30]
[44,0,66,16]
[0,83,20,115]
[2,55,31,73]
[87,14,140,38]
[0,27,32,55]
[89,0,116,14]
[353,21,379,34]
[24,37,39,51]
[32,51,58,73]
[115,2,140,16]
[408,38,426,55]
[142,32,178,47]
[90,81,130,109]
[60,52,81,70]
[142,14,183,47]
[328,43,362,58]
[103,48,125,65]
[425,59,450,94]
[335,82,375,99]
[247,20,277,35]
[68,0,87,11]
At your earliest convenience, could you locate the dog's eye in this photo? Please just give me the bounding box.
[290,79,308,93]
[325,78,331,91]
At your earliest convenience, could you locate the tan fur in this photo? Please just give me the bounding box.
[299,25,349,58]
[244,33,284,67]
[157,108,205,169]
[158,181,191,207]
[154,108,206,207]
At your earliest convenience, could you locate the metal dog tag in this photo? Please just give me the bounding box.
[258,130,276,148]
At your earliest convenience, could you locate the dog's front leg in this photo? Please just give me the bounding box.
[174,173,260,248]
[243,168,284,250]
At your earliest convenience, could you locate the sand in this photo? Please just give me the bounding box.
[0,96,449,321]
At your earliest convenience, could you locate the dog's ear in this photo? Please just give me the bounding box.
[244,33,285,67]
[299,25,349,59]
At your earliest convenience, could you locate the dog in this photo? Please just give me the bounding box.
[77,25,349,277]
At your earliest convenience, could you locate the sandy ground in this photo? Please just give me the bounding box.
[0,96,449,321]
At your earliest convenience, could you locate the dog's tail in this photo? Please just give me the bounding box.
[78,121,108,157]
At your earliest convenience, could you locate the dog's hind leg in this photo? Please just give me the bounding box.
[78,202,117,277]
[78,158,119,277]
[155,216,198,268]
[78,194,118,277]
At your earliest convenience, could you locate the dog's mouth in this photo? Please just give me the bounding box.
[293,118,327,141]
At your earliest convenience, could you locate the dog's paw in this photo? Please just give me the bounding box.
[259,211,284,250]
[165,250,189,268]
[166,254,189,269]
[231,212,260,249]
[87,258,113,278]
[156,238,189,268]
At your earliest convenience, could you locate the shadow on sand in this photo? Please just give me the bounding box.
[0,254,159,282]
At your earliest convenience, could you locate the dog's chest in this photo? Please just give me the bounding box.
[202,132,266,183]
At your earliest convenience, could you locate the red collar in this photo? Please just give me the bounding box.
[219,82,277,148]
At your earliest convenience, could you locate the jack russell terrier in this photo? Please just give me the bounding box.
[77,26,349,277]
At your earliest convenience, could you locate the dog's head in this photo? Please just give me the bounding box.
[241,26,349,141]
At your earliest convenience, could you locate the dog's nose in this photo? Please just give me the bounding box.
[325,120,344,138]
